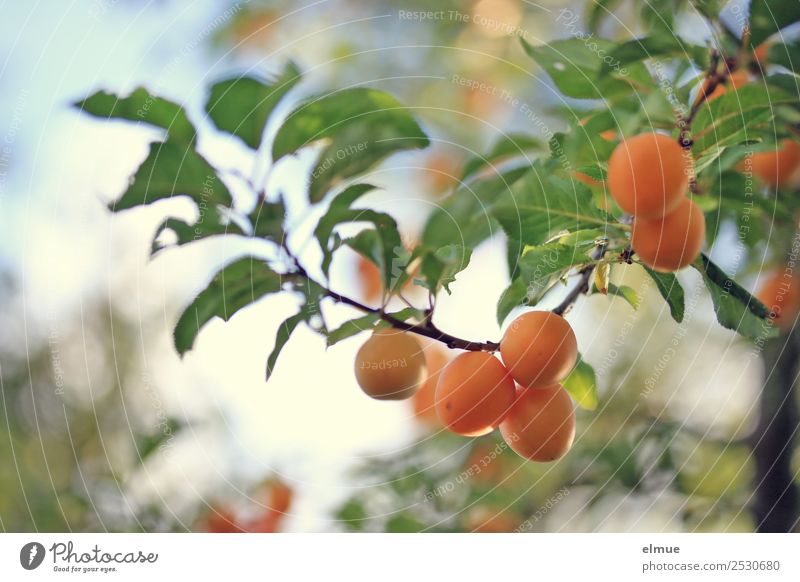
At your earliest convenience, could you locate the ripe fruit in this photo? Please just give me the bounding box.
[354,329,426,400]
[608,133,689,218]
[748,139,800,189]
[412,344,449,424]
[757,271,800,331]
[500,385,576,462]
[356,255,382,304]
[500,311,578,389]
[199,506,244,533]
[435,352,516,437]
[631,197,705,272]
[267,479,293,514]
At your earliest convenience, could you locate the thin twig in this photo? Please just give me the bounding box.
[281,240,499,351]
[552,246,606,316]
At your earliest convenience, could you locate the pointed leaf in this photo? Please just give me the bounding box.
[693,254,777,340]
[205,61,301,149]
[518,242,591,303]
[75,88,195,144]
[492,163,611,247]
[563,355,598,410]
[460,134,542,181]
[326,313,381,348]
[266,310,308,380]
[497,277,528,325]
[642,266,685,323]
[273,88,429,201]
[110,140,232,212]
[174,258,282,355]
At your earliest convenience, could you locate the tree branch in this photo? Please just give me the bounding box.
[552,246,606,316]
[280,240,499,351]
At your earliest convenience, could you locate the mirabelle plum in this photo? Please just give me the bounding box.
[608,133,689,218]
[199,506,244,533]
[757,270,800,331]
[435,352,516,437]
[267,479,293,514]
[354,329,426,400]
[499,385,576,462]
[412,344,449,424]
[631,197,705,272]
[500,311,578,389]
[748,139,800,189]
[356,255,383,304]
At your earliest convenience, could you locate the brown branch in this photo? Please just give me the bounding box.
[281,240,499,352]
[552,246,606,316]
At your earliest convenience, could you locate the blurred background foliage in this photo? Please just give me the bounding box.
[1,0,799,533]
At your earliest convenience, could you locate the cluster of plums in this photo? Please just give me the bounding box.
[354,311,578,462]
[607,132,705,272]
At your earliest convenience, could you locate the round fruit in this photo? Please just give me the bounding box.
[500,311,578,389]
[356,255,382,304]
[412,344,449,424]
[499,385,576,462]
[608,132,689,218]
[757,271,800,331]
[748,139,800,189]
[631,197,705,272]
[435,352,516,437]
[354,329,426,400]
[267,479,293,514]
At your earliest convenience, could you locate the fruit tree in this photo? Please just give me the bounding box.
[75,0,800,532]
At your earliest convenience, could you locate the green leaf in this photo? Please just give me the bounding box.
[641,266,685,323]
[326,313,381,348]
[691,84,797,157]
[314,184,404,288]
[460,134,542,181]
[563,355,598,410]
[341,227,406,291]
[596,282,640,310]
[249,198,286,240]
[75,88,195,144]
[604,34,708,71]
[110,140,232,212]
[272,88,429,201]
[266,310,308,380]
[422,166,530,249]
[693,254,777,340]
[518,242,591,303]
[205,61,301,149]
[492,161,611,247]
[521,37,643,100]
[749,0,800,46]
[496,277,527,325]
[417,245,472,295]
[586,0,624,33]
[151,211,244,256]
[174,257,282,355]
